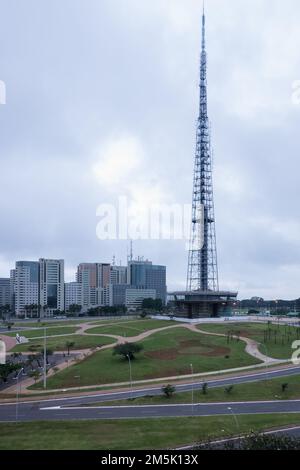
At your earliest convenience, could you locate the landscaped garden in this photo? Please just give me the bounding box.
[31,327,261,389]
[199,322,300,359]
[6,326,78,339]
[12,334,115,353]
[85,319,175,337]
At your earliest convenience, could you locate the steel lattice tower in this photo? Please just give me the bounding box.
[187,9,219,292]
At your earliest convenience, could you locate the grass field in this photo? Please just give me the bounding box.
[12,334,115,353]
[199,322,300,360]
[93,374,300,406]
[1,414,300,450]
[12,320,89,328]
[85,319,176,337]
[31,328,261,389]
[6,326,78,339]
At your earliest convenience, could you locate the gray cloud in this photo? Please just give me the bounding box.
[0,0,299,299]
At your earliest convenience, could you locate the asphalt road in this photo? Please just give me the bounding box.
[4,364,300,407]
[1,365,300,422]
[1,399,300,422]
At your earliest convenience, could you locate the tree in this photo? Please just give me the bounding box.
[0,304,11,319]
[5,321,14,331]
[162,384,176,398]
[28,370,41,384]
[0,363,21,383]
[68,304,82,316]
[281,383,289,393]
[113,342,143,360]
[65,341,75,356]
[202,382,208,395]
[140,311,148,319]
[142,298,163,311]
[224,385,234,395]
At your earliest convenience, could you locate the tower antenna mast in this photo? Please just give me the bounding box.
[187,6,219,292]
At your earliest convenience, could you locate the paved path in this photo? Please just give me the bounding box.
[187,324,281,364]
[0,334,16,352]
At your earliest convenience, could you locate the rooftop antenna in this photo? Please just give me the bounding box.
[130,240,133,261]
[112,255,116,266]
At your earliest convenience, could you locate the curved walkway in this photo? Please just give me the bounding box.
[0,334,16,352]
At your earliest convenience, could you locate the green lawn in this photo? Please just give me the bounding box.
[12,320,90,328]
[6,326,78,339]
[12,334,115,353]
[94,374,300,406]
[199,322,300,360]
[1,415,300,450]
[32,328,261,389]
[85,319,176,337]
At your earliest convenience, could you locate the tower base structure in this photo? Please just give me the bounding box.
[169,290,238,319]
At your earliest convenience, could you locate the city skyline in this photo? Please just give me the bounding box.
[1,0,300,299]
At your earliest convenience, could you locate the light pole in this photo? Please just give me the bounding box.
[227,406,239,433]
[43,327,47,389]
[127,354,133,399]
[74,375,81,389]
[16,367,24,424]
[190,363,194,415]
[259,342,270,381]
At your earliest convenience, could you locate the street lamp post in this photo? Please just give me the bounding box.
[227,406,239,433]
[190,363,194,415]
[74,375,81,389]
[43,327,47,389]
[127,354,133,399]
[16,367,24,424]
[259,342,270,380]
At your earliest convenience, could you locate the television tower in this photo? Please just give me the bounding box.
[187,7,219,292]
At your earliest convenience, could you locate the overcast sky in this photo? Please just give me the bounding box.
[0,0,299,300]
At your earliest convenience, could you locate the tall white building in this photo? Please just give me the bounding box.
[39,259,64,315]
[13,261,39,316]
[65,282,82,311]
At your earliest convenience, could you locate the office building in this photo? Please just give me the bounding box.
[127,260,166,304]
[14,261,39,317]
[0,278,11,307]
[64,282,82,311]
[39,259,64,315]
[125,288,156,310]
[77,263,110,310]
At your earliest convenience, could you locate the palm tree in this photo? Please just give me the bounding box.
[28,370,41,384]
[65,341,75,356]
[42,304,49,318]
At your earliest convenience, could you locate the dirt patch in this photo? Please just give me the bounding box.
[145,348,178,360]
[145,339,231,361]
[199,345,230,357]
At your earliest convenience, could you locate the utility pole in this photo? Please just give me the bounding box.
[127,354,133,399]
[190,363,194,415]
[16,367,24,424]
[43,326,47,389]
